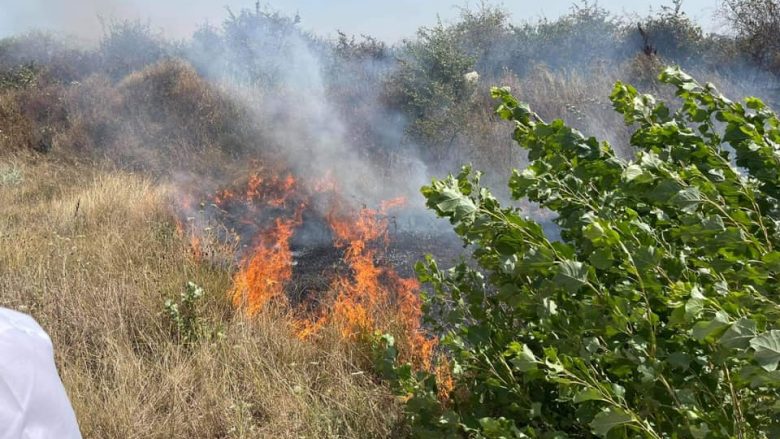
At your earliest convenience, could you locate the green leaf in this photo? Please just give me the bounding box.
[718,318,757,350]
[583,221,606,241]
[407,70,780,437]
[589,247,614,270]
[763,251,780,272]
[671,186,702,213]
[553,260,589,292]
[739,365,780,387]
[435,187,477,220]
[667,352,691,370]
[684,297,704,320]
[622,164,644,182]
[573,388,604,403]
[478,417,523,437]
[692,312,730,342]
[750,331,780,371]
[690,423,711,439]
[507,343,538,372]
[590,408,634,436]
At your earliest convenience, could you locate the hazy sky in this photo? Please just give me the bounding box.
[0,0,723,43]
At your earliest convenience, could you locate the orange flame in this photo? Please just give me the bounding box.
[213,189,236,205]
[230,212,302,315]
[173,191,203,261]
[190,231,203,262]
[296,198,436,370]
[434,356,454,403]
[179,169,436,371]
[312,170,339,193]
[380,196,407,212]
[223,173,302,315]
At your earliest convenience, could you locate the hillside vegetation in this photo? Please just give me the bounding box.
[1,0,780,437]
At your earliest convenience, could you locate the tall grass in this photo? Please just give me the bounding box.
[0,155,402,438]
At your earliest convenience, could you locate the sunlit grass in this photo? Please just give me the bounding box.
[0,156,402,438]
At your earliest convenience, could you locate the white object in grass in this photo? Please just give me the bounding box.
[0,307,82,439]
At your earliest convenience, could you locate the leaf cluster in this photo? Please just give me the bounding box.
[395,67,780,437]
[165,281,209,345]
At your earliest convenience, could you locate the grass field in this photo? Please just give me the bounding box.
[0,154,402,438]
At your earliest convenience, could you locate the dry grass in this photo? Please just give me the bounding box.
[0,153,403,438]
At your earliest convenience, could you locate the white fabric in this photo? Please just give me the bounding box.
[0,308,81,439]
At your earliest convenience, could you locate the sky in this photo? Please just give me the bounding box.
[0,0,723,43]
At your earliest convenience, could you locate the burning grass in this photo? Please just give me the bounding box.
[0,154,404,438]
[179,167,438,372]
[297,201,435,370]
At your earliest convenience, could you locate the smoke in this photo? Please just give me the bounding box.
[0,0,127,40]
[2,1,779,241]
[0,0,240,41]
[178,6,432,214]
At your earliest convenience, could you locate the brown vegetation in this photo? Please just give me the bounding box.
[0,154,402,438]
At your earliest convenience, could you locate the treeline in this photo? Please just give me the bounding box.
[0,1,778,180]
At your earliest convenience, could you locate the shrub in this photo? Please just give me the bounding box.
[99,19,168,81]
[721,0,780,74]
[0,69,68,154]
[0,63,38,90]
[59,60,258,174]
[220,4,308,87]
[0,33,95,83]
[165,281,209,345]
[390,68,780,437]
[0,162,23,186]
[384,22,476,163]
[507,2,622,75]
[628,0,705,64]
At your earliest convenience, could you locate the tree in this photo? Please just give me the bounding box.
[386,68,780,437]
[384,22,476,163]
[99,19,167,80]
[722,0,780,74]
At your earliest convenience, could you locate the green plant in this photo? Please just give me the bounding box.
[630,0,705,63]
[721,0,780,74]
[165,281,206,345]
[99,19,167,80]
[384,21,476,162]
[0,63,38,90]
[393,67,780,437]
[0,163,23,186]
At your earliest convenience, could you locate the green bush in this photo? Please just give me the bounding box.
[390,67,780,437]
[0,63,38,90]
[629,0,705,63]
[384,21,476,161]
[0,162,23,186]
[165,281,207,345]
[722,0,780,74]
[99,20,168,81]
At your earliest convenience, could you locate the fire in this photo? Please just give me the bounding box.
[434,356,454,403]
[230,212,301,315]
[212,172,297,208]
[217,172,302,315]
[212,189,235,205]
[324,206,389,339]
[296,198,435,369]
[177,167,436,371]
[190,231,203,262]
[313,170,339,193]
[380,196,407,212]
